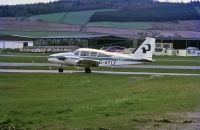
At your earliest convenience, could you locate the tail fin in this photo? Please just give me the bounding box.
[130,37,155,61]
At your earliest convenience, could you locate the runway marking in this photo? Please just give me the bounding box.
[0,62,200,69]
[0,69,200,76]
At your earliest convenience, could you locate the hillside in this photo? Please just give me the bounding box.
[31,9,115,25]
[90,4,200,22]
[0,0,153,17]
[0,1,199,38]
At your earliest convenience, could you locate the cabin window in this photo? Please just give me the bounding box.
[80,51,89,56]
[97,52,110,57]
[90,52,97,57]
[74,51,80,56]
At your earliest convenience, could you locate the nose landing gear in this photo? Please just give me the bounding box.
[85,68,91,73]
[58,67,64,73]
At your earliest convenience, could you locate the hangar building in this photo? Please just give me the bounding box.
[0,31,200,56]
[0,34,33,49]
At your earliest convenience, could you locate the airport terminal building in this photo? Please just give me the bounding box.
[0,32,200,56]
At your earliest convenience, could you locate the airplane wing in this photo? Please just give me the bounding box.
[142,58,155,62]
[76,59,99,68]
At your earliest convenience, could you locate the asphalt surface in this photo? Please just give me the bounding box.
[0,69,200,76]
[113,65,200,69]
[1,62,200,70]
[0,62,58,66]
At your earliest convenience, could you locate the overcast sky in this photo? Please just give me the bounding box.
[0,0,194,5]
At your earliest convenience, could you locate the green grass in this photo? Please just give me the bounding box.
[0,31,88,38]
[0,73,200,129]
[62,9,115,25]
[0,56,47,63]
[148,56,200,66]
[62,10,97,25]
[30,9,115,25]
[154,55,200,61]
[86,22,152,30]
[0,52,52,56]
[31,12,66,23]
[1,55,200,66]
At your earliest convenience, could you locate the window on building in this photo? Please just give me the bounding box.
[155,48,162,52]
[163,44,171,49]
[23,42,28,47]
[156,43,162,48]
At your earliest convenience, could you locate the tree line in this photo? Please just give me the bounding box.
[90,2,200,22]
[0,0,154,17]
[0,0,199,22]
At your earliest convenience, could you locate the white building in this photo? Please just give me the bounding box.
[0,34,33,49]
[154,37,200,56]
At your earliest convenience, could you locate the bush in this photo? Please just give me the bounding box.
[1,48,21,53]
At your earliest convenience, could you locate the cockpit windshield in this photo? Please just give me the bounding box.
[74,50,80,56]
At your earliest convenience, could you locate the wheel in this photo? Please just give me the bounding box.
[58,67,64,73]
[85,68,91,73]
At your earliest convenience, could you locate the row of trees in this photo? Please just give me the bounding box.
[0,0,199,22]
[90,2,200,22]
[0,0,154,17]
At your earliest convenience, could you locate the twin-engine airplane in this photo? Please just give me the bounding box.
[48,37,155,73]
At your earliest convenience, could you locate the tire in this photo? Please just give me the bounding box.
[58,67,64,73]
[85,68,91,73]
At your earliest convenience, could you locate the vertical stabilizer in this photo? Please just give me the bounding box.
[130,37,155,61]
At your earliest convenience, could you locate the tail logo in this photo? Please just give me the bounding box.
[141,44,151,53]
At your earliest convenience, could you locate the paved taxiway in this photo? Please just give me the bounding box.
[1,62,200,69]
[0,62,58,66]
[0,69,200,76]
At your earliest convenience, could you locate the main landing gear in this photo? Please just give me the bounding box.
[58,67,64,73]
[85,68,91,73]
[58,67,91,73]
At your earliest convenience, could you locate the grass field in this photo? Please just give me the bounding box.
[1,54,200,66]
[86,22,152,30]
[31,12,66,23]
[0,56,47,63]
[31,9,115,25]
[0,73,199,129]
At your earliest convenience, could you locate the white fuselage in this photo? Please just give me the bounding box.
[48,48,147,67]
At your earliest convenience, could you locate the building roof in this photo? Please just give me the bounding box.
[23,46,79,49]
[0,34,33,41]
[0,31,127,40]
[41,34,109,39]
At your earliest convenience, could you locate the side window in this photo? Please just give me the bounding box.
[90,52,97,57]
[97,52,110,57]
[74,51,80,56]
[80,51,89,57]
